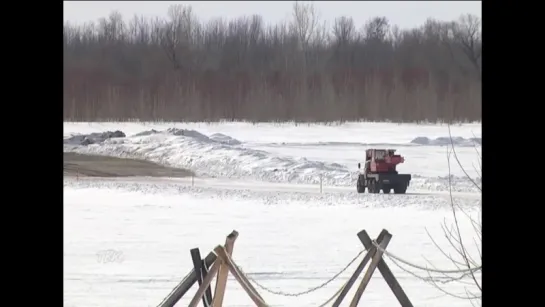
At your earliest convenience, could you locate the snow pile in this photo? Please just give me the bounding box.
[63,128,481,192]
[131,128,242,145]
[209,133,242,145]
[133,128,212,140]
[64,128,351,186]
[64,130,125,146]
[410,136,481,147]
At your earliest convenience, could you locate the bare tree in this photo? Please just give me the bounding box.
[428,127,481,304]
[161,4,198,70]
[441,14,482,80]
[332,16,356,46]
[452,14,482,78]
[411,126,482,305]
[289,1,321,49]
[363,16,390,42]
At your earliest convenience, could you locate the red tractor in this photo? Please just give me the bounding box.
[356,149,411,194]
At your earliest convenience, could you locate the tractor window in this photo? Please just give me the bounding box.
[376,151,385,159]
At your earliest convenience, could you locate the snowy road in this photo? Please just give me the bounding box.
[66,175,480,200]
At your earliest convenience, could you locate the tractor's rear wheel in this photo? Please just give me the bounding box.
[357,177,365,193]
[394,184,407,194]
[369,180,380,194]
[382,186,391,194]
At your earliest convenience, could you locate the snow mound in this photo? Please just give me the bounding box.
[64,130,125,146]
[133,128,243,145]
[209,133,242,145]
[165,128,211,140]
[410,136,481,147]
[64,128,352,187]
[132,129,159,137]
[63,128,480,193]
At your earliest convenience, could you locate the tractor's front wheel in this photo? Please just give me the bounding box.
[382,186,391,194]
[357,178,365,193]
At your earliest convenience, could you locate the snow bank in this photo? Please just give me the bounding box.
[64,130,125,146]
[411,136,481,147]
[64,129,481,192]
[64,128,351,187]
[209,133,242,145]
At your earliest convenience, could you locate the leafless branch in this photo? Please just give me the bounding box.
[423,124,481,304]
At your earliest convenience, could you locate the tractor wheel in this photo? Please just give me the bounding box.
[394,184,407,194]
[369,180,379,194]
[357,178,365,193]
[382,186,391,194]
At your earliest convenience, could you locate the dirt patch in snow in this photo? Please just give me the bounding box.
[63,152,194,178]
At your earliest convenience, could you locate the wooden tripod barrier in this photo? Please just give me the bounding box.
[157,251,217,307]
[358,230,413,307]
[349,231,392,307]
[157,230,239,307]
[333,229,413,307]
[332,230,388,307]
[159,229,412,307]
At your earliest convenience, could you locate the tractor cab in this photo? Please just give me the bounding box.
[360,149,405,174]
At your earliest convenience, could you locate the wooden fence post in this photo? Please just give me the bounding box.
[358,230,414,307]
[320,173,323,193]
[212,230,239,307]
[349,231,392,307]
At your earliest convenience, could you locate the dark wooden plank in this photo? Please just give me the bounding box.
[201,258,214,306]
[191,248,212,307]
[358,230,414,307]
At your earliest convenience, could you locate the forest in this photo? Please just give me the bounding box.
[63,2,482,123]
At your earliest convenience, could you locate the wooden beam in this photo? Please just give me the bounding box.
[158,251,217,307]
[332,230,388,307]
[188,259,221,307]
[191,248,213,307]
[358,230,413,307]
[201,258,214,304]
[212,230,239,307]
[214,246,268,307]
[349,231,392,307]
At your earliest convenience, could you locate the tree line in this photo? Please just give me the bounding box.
[63,3,481,123]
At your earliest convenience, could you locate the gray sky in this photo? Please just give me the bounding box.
[63,1,481,30]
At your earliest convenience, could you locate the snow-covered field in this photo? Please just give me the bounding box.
[63,121,482,307]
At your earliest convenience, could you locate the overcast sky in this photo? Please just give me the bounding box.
[64,1,481,30]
